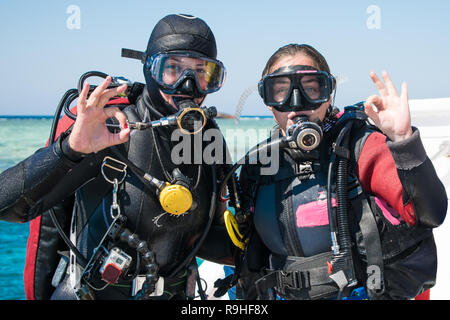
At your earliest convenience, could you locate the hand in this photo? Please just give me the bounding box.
[68,76,131,154]
[364,71,413,142]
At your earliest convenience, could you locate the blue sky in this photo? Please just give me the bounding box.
[0,0,449,116]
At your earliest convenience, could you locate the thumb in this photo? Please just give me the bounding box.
[111,128,130,146]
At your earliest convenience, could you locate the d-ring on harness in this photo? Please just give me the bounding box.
[100,156,163,299]
[101,156,128,218]
[74,156,162,300]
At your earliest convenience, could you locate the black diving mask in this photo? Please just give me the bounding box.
[258,65,334,112]
[145,52,226,98]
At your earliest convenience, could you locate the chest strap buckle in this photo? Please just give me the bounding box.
[277,270,311,295]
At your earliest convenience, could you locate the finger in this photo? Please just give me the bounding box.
[370,71,388,97]
[365,94,384,111]
[364,96,381,126]
[98,84,127,109]
[104,107,128,129]
[117,128,131,144]
[104,107,130,146]
[400,81,408,104]
[109,127,131,146]
[364,103,380,127]
[381,71,399,97]
[87,76,112,107]
[77,82,90,112]
[400,81,412,118]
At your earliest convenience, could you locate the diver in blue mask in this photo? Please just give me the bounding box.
[0,14,231,300]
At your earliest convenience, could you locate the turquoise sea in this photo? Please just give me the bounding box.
[0,115,275,300]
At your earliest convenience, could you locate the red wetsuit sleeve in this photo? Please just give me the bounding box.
[356,132,416,226]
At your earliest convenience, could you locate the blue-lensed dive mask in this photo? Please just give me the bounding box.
[146,51,226,98]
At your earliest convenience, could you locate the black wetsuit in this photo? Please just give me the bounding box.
[0,87,226,299]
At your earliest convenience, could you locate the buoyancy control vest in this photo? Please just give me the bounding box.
[238,108,437,300]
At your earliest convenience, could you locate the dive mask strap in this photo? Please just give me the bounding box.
[121,48,145,63]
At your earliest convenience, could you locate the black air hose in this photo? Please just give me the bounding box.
[63,91,80,121]
[329,121,358,297]
[50,88,78,143]
[336,133,352,251]
[77,71,109,93]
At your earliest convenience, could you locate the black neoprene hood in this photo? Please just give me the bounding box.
[142,14,218,116]
[145,14,217,59]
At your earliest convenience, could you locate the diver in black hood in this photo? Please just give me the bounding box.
[0,14,232,300]
[143,13,221,116]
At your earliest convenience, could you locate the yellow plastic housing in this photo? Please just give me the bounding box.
[159,183,193,215]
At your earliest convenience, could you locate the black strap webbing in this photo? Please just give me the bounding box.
[355,197,385,297]
[254,266,333,298]
[121,48,145,62]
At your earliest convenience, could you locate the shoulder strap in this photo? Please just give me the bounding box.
[349,122,379,165]
[351,195,385,298]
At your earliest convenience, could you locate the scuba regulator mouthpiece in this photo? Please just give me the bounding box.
[285,116,323,152]
[173,98,217,134]
[177,76,203,98]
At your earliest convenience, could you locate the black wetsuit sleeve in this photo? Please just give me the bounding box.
[0,133,91,223]
[387,128,448,228]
